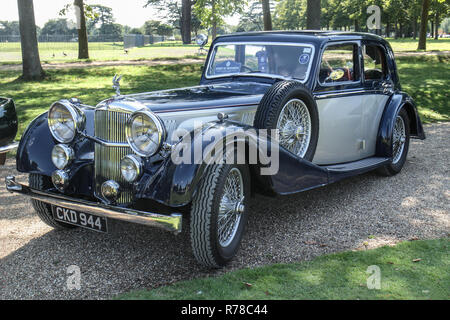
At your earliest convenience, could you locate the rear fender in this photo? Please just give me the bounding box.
[376,93,425,158]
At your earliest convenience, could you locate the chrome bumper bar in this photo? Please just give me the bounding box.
[0,142,19,154]
[5,175,182,234]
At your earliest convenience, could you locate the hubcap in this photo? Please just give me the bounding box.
[277,99,312,158]
[392,115,406,164]
[218,168,244,247]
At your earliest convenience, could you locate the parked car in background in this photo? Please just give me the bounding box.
[0,97,18,165]
[6,31,425,268]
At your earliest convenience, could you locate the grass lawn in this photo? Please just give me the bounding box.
[116,238,449,300]
[387,38,450,52]
[0,41,205,64]
[0,55,447,139]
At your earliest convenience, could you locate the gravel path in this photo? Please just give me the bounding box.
[0,122,448,299]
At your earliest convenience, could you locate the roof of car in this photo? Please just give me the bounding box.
[214,31,387,45]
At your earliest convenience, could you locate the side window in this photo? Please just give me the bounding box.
[363,45,387,81]
[319,43,359,84]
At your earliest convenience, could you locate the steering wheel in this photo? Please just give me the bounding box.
[324,67,346,83]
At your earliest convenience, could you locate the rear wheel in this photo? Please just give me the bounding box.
[190,163,250,268]
[29,173,76,230]
[377,108,410,176]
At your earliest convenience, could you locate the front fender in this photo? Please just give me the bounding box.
[140,120,330,207]
[376,92,425,158]
[16,109,96,176]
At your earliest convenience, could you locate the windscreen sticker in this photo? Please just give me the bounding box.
[256,50,268,73]
[299,54,310,65]
[214,60,242,74]
[303,47,312,53]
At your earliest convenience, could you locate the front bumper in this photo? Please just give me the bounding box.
[0,141,19,154]
[5,175,182,233]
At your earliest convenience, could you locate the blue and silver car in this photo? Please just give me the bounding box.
[6,31,425,267]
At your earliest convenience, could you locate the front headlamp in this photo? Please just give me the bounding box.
[48,100,85,143]
[126,110,166,157]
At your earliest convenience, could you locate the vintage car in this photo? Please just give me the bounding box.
[0,97,18,165]
[6,31,425,268]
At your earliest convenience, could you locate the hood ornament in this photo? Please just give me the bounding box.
[112,74,122,97]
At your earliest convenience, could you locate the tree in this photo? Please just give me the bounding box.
[0,21,20,36]
[194,0,246,39]
[261,0,273,30]
[17,0,45,80]
[41,18,74,35]
[306,0,321,29]
[273,0,307,30]
[418,0,431,50]
[74,0,89,58]
[145,0,196,44]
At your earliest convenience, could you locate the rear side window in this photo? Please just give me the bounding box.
[319,43,359,84]
[363,45,387,81]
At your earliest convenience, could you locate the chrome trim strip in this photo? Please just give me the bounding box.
[0,142,19,154]
[5,175,182,234]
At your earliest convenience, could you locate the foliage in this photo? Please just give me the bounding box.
[0,21,20,36]
[117,239,450,300]
[40,18,76,36]
[143,20,174,36]
[194,0,247,33]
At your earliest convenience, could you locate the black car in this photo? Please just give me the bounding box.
[0,97,18,165]
[6,31,425,267]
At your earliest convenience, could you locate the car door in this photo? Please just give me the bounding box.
[360,41,393,159]
[312,41,365,165]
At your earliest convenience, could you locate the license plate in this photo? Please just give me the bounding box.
[52,206,108,233]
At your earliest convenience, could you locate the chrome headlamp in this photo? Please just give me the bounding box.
[120,154,143,183]
[126,110,166,157]
[51,144,74,170]
[48,100,85,143]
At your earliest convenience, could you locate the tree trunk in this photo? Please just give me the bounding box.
[306,0,321,30]
[413,18,417,39]
[181,0,192,44]
[211,0,217,39]
[261,0,272,31]
[74,0,89,59]
[418,0,430,50]
[434,12,439,40]
[17,0,45,80]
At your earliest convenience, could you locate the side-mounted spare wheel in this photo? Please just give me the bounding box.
[190,163,251,268]
[254,80,319,161]
[29,173,77,230]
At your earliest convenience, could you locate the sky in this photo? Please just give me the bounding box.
[0,0,239,28]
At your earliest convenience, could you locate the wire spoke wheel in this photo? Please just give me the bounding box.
[218,168,244,247]
[276,98,312,158]
[392,115,406,164]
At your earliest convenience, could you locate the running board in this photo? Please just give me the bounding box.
[323,157,390,183]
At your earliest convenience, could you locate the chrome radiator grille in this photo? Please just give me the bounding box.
[94,109,133,204]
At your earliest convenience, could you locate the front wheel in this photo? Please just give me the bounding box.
[190,164,250,268]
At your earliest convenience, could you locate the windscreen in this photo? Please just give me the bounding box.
[206,43,314,81]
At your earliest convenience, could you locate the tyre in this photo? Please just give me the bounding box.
[377,108,410,176]
[190,163,250,268]
[254,80,319,161]
[29,173,76,230]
